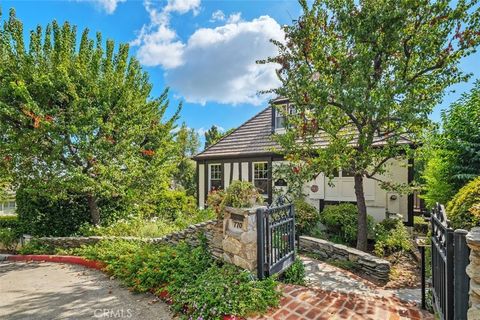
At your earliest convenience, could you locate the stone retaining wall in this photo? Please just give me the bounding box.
[33,219,224,259]
[299,236,390,282]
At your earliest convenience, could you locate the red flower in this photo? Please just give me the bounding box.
[105,136,116,144]
[158,289,169,300]
[141,149,155,156]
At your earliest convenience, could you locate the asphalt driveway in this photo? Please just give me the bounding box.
[0,261,173,320]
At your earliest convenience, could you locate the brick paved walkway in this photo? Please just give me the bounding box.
[249,284,433,320]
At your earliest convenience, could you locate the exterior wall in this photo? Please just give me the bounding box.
[197,157,273,209]
[224,163,231,189]
[198,163,205,208]
[297,158,409,223]
[197,157,411,224]
[241,162,249,181]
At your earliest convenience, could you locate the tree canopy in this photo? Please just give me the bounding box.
[173,123,200,196]
[204,125,223,149]
[422,80,480,207]
[0,9,180,224]
[261,0,480,250]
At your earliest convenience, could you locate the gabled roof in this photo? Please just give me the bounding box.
[193,107,279,160]
[193,103,414,161]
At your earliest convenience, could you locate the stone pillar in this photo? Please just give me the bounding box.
[466,228,480,319]
[221,206,264,272]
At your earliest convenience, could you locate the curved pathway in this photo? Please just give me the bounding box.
[249,256,432,320]
[0,261,173,320]
[301,256,422,303]
[249,284,433,320]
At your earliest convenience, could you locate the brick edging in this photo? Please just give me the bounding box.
[5,254,105,270]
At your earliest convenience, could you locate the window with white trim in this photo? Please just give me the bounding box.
[253,162,269,195]
[209,164,223,191]
[274,104,296,129]
[0,201,15,213]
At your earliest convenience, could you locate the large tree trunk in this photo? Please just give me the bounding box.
[354,173,368,251]
[87,194,100,226]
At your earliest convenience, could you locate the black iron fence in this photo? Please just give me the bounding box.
[257,204,295,279]
[430,203,470,320]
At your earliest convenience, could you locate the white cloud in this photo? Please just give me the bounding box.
[132,0,200,69]
[210,10,225,22]
[226,12,242,24]
[78,0,126,14]
[135,24,185,68]
[196,125,225,136]
[164,0,201,15]
[133,1,284,105]
[165,16,283,105]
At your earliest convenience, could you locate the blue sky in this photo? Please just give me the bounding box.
[2,0,480,143]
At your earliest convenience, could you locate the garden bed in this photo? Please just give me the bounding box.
[16,237,280,320]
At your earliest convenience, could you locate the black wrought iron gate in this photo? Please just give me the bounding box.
[431,203,470,320]
[257,204,295,279]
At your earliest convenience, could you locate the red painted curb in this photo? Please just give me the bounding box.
[7,255,105,270]
[7,255,242,319]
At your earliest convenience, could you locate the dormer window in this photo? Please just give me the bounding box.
[274,104,296,130]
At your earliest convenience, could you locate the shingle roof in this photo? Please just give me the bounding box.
[193,107,279,160]
[193,105,414,160]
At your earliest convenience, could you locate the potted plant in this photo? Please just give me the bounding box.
[222,181,264,210]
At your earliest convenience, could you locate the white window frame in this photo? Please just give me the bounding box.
[253,161,269,196]
[208,163,223,191]
[274,104,296,131]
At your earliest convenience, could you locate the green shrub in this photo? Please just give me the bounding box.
[18,239,57,255]
[0,227,19,252]
[78,209,215,237]
[446,177,480,230]
[374,219,413,256]
[0,215,20,229]
[320,203,375,245]
[151,189,198,221]
[206,181,263,218]
[293,199,319,235]
[282,258,306,285]
[206,189,226,218]
[413,216,429,234]
[16,186,131,236]
[222,181,263,208]
[422,150,457,208]
[0,215,24,239]
[307,227,327,239]
[70,238,280,319]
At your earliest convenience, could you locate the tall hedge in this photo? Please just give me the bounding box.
[16,186,131,236]
[447,177,480,230]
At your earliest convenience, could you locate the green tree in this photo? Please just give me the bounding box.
[204,125,223,149]
[261,0,480,250]
[0,9,180,225]
[422,80,480,207]
[173,123,200,196]
[442,80,480,187]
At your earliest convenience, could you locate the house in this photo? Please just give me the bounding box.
[193,98,415,226]
[0,191,16,216]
